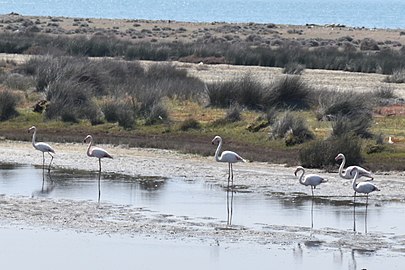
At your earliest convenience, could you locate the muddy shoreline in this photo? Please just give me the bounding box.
[0,140,404,253]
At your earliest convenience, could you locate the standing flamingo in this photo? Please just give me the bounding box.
[211,135,246,189]
[294,166,328,197]
[294,166,327,228]
[84,135,113,201]
[28,126,55,172]
[351,167,380,232]
[335,153,373,181]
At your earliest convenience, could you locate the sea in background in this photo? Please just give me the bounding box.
[0,0,404,29]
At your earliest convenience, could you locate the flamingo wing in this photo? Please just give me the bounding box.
[90,147,113,159]
[220,151,245,163]
[346,166,371,178]
[355,182,380,194]
[305,174,326,187]
[35,142,55,153]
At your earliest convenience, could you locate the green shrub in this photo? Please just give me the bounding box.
[299,134,362,169]
[0,89,19,120]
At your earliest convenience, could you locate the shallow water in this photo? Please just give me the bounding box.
[0,226,403,270]
[1,164,404,235]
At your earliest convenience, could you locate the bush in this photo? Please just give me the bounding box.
[299,134,362,169]
[263,75,313,109]
[331,114,373,138]
[384,68,405,83]
[45,78,101,124]
[283,62,305,75]
[224,103,242,122]
[316,90,372,120]
[270,111,314,145]
[0,89,19,120]
[179,118,201,131]
[145,102,169,125]
[102,99,136,129]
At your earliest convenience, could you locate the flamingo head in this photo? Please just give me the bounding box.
[83,135,92,143]
[335,153,344,161]
[211,135,222,145]
[294,166,304,176]
[28,126,36,133]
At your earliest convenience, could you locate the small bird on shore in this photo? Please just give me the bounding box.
[211,135,246,189]
[28,126,55,172]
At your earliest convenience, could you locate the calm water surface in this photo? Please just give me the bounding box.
[1,164,404,235]
[0,0,404,28]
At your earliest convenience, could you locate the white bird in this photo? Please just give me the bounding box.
[84,135,113,201]
[294,166,327,197]
[351,167,380,200]
[351,167,380,232]
[28,126,55,172]
[212,135,246,188]
[335,153,373,181]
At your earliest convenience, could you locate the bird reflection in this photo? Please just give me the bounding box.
[32,170,55,198]
[226,189,234,226]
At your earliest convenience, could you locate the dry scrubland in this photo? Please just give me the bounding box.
[1,13,405,170]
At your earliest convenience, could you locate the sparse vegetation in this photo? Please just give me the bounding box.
[0,89,19,120]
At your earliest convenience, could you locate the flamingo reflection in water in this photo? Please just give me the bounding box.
[351,167,380,233]
[294,166,328,228]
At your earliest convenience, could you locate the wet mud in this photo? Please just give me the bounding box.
[0,140,404,258]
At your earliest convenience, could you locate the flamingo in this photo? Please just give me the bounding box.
[84,135,113,201]
[335,153,373,181]
[28,126,55,172]
[211,135,246,188]
[294,166,327,197]
[351,167,380,232]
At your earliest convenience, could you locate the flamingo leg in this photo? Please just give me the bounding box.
[311,197,314,229]
[47,152,54,172]
[353,192,356,232]
[365,195,369,234]
[227,163,231,189]
[230,163,234,188]
[42,152,45,171]
[98,159,102,203]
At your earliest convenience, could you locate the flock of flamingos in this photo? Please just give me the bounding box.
[28,126,380,231]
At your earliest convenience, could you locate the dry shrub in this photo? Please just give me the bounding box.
[0,89,19,120]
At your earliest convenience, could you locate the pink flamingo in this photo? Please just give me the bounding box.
[294,166,328,197]
[211,135,246,188]
[28,126,55,172]
[335,153,373,181]
[84,135,113,201]
[351,167,380,232]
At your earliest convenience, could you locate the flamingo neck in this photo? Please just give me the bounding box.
[352,170,359,192]
[338,156,346,178]
[86,138,93,157]
[297,169,305,185]
[214,139,223,162]
[31,129,37,148]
